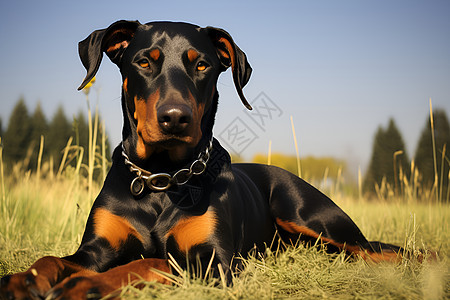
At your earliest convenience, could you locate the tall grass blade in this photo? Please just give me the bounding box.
[74,147,84,175]
[447,168,450,202]
[49,155,54,180]
[0,137,5,201]
[57,137,73,178]
[101,120,107,182]
[204,248,216,281]
[23,142,35,171]
[36,135,44,182]
[290,116,301,177]
[217,263,227,289]
[429,98,439,203]
[85,96,100,200]
[393,150,403,196]
[439,144,446,202]
[92,104,99,164]
[86,94,94,200]
[358,166,362,201]
[321,167,329,191]
[334,166,342,197]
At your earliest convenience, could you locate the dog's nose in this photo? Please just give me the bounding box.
[157,104,193,134]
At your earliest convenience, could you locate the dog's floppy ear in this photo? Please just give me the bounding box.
[78,20,141,90]
[205,27,253,110]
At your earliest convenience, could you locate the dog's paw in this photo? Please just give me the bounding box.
[0,270,50,300]
[44,276,114,300]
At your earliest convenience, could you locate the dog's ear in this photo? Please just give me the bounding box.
[205,27,253,110]
[78,20,141,90]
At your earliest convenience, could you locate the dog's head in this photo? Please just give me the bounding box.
[78,20,251,169]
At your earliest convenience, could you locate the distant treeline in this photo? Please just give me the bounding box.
[363,110,449,201]
[0,98,111,174]
[241,110,450,201]
[1,99,449,201]
[251,153,346,183]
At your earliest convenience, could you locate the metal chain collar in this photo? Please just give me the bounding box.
[122,139,213,196]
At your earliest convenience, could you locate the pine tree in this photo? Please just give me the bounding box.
[2,99,112,174]
[385,119,410,182]
[3,98,32,165]
[74,111,89,154]
[47,105,72,167]
[29,102,49,169]
[363,118,410,195]
[414,109,450,200]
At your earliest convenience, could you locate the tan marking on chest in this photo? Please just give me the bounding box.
[93,208,143,250]
[166,211,217,253]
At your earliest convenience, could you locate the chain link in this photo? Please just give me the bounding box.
[122,139,213,195]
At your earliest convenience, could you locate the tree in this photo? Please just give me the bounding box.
[30,102,48,143]
[2,99,112,175]
[364,118,410,195]
[3,98,32,165]
[73,111,89,154]
[29,102,49,168]
[47,105,72,167]
[414,109,450,200]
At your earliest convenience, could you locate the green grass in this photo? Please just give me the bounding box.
[0,99,449,298]
[0,153,449,299]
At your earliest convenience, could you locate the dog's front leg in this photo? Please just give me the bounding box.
[44,258,171,300]
[0,256,86,300]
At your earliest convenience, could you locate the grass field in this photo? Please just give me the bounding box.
[0,138,449,299]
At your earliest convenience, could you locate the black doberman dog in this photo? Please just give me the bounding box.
[1,20,407,300]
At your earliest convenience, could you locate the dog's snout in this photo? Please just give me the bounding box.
[157,104,193,134]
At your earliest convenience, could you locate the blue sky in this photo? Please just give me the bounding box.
[1,0,449,174]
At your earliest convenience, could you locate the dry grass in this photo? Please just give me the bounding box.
[1,146,448,299]
[0,100,448,298]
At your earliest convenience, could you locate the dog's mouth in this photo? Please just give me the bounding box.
[138,125,198,146]
[147,136,193,149]
[135,127,201,162]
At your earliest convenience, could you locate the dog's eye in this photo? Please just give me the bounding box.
[196,61,209,71]
[138,59,150,69]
